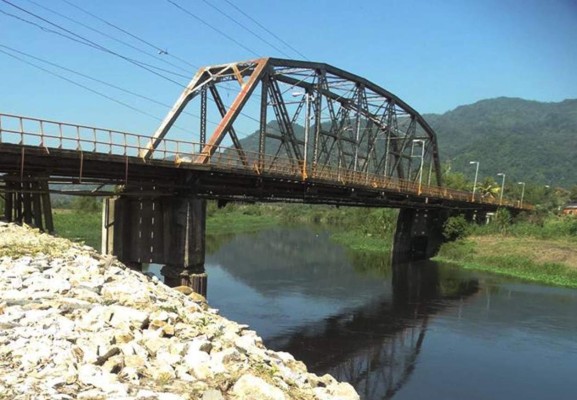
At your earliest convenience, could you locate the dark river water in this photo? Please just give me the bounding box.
[151,227,577,399]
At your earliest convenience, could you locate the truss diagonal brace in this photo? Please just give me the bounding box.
[209,86,248,167]
[196,59,269,164]
[140,69,209,160]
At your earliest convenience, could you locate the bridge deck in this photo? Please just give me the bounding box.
[0,113,529,211]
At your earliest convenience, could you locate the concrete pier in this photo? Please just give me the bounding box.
[102,194,207,296]
[392,208,448,264]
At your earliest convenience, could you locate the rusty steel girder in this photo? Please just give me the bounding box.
[143,58,443,186]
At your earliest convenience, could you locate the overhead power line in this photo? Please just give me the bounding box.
[59,0,199,70]
[198,0,292,58]
[0,43,231,130]
[0,0,187,86]
[23,0,194,76]
[0,47,170,125]
[221,0,309,60]
[1,1,263,134]
[165,0,260,58]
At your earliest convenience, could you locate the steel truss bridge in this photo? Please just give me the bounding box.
[0,58,528,212]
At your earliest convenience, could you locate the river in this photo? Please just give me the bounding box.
[150,226,577,400]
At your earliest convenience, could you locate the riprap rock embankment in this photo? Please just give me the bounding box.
[0,222,359,400]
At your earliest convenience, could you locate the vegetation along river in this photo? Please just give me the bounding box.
[145,226,577,400]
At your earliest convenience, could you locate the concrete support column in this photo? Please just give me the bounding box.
[392,208,448,264]
[161,265,207,295]
[103,194,207,296]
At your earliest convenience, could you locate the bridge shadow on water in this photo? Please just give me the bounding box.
[268,261,478,400]
[205,227,480,400]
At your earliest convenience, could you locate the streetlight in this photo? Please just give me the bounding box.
[497,172,506,205]
[292,91,311,179]
[412,139,425,194]
[518,182,525,208]
[470,161,479,202]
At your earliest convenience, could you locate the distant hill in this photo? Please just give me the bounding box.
[425,97,577,187]
[236,97,577,187]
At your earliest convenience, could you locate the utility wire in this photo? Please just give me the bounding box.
[24,0,194,76]
[55,0,263,100]
[0,43,213,127]
[0,9,188,83]
[0,47,176,127]
[59,0,199,70]
[165,0,260,58]
[1,1,262,134]
[0,8,260,130]
[199,0,292,58]
[0,0,187,86]
[221,0,309,60]
[52,0,254,97]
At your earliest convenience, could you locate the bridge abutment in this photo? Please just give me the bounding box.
[102,194,207,296]
[392,208,448,264]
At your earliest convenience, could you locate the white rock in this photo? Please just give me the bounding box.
[77,364,127,394]
[202,389,225,400]
[101,280,151,307]
[157,392,186,400]
[108,305,149,330]
[77,305,113,331]
[231,374,286,400]
[183,347,210,370]
[331,382,360,400]
[235,334,259,354]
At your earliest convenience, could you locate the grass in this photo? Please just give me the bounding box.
[53,209,102,251]
[434,235,577,288]
[206,211,279,235]
[50,207,280,253]
[330,230,391,254]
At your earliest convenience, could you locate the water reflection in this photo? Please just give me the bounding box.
[262,260,479,400]
[205,227,480,399]
[207,228,389,300]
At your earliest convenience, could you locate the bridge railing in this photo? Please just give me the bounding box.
[0,113,206,161]
[0,113,529,210]
[198,144,524,209]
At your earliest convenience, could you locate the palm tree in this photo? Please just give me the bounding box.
[476,177,501,199]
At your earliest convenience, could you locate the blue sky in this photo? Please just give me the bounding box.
[0,0,575,135]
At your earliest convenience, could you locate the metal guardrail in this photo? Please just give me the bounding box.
[0,113,531,210]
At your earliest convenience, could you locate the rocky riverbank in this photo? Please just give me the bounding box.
[0,222,359,400]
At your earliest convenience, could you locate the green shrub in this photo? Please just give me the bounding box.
[494,208,511,234]
[71,196,102,212]
[437,239,475,261]
[443,215,470,241]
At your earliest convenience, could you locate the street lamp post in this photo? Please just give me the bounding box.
[470,161,479,202]
[412,139,425,194]
[518,182,526,208]
[497,173,506,206]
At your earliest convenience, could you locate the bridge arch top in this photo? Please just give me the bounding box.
[147,57,443,186]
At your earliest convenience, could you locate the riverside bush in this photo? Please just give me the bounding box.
[443,215,470,241]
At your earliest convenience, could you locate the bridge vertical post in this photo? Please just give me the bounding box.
[31,180,44,231]
[1,174,53,232]
[3,180,13,222]
[392,208,448,264]
[22,180,33,225]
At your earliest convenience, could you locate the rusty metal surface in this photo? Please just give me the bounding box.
[0,112,531,211]
[142,58,445,183]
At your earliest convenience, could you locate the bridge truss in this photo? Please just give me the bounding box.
[145,58,442,187]
[0,58,530,212]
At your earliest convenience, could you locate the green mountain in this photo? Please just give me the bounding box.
[236,97,577,187]
[425,97,577,187]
